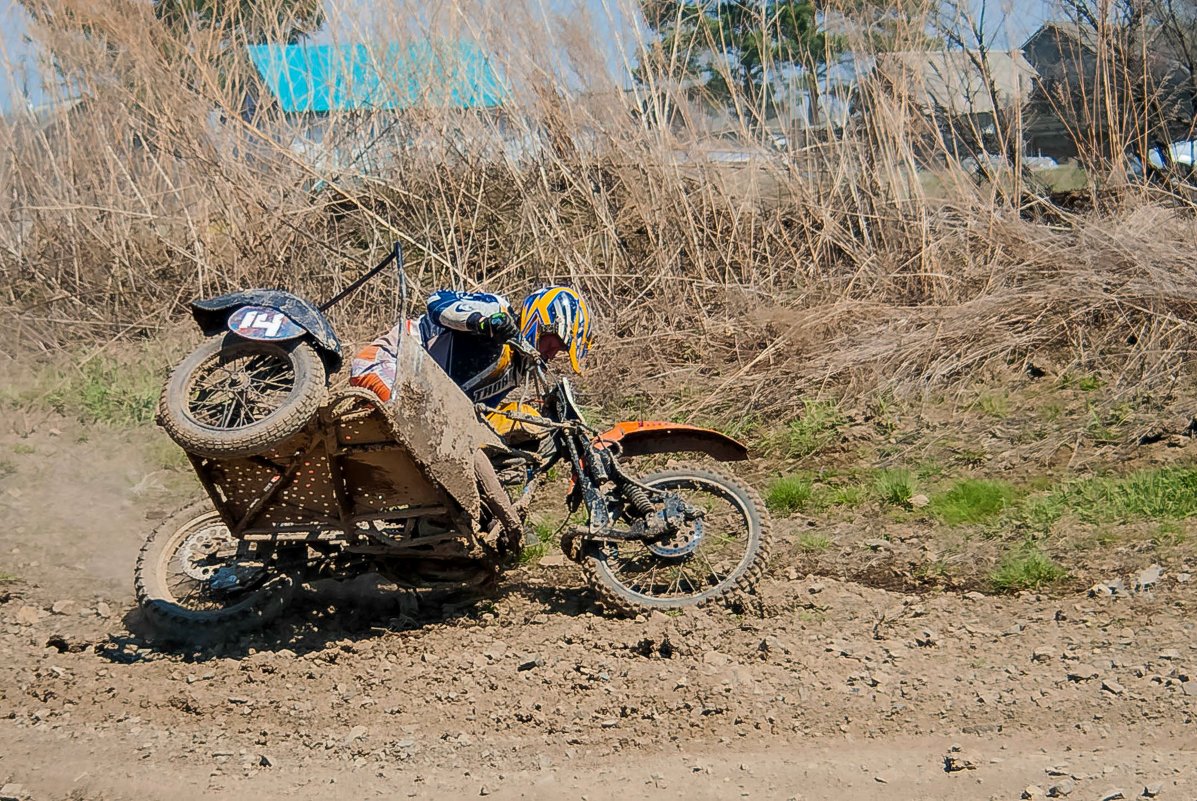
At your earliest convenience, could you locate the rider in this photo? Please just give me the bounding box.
[350,285,591,407]
[350,285,592,549]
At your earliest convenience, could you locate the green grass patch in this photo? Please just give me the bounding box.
[874,468,917,506]
[827,484,867,507]
[773,400,844,459]
[974,391,1010,419]
[1152,522,1188,548]
[796,532,832,553]
[1084,401,1134,445]
[1055,467,1197,523]
[0,570,17,583]
[0,459,14,480]
[1,349,169,428]
[1059,372,1102,391]
[519,519,559,564]
[931,479,1019,525]
[990,545,1067,592]
[865,391,900,435]
[11,443,34,455]
[766,474,814,514]
[58,360,161,426]
[1013,494,1066,533]
[916,460,947,480]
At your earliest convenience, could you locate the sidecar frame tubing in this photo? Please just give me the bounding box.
[187,396,466,543]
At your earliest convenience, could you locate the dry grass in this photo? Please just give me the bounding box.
[4,0,1197,430]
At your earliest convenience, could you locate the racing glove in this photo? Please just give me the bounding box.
[469,311,519,341]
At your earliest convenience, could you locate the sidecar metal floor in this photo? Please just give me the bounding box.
[189,334,498,538]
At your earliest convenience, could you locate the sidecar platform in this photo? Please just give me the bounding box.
[187,332,500,541]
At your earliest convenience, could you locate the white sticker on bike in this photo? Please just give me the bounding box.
[242,311,284,337]
[227,306,305,341]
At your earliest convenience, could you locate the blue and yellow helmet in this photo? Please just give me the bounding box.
[518,286,592,374]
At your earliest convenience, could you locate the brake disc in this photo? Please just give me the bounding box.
[646,495,704,558]
[178,523,264,590]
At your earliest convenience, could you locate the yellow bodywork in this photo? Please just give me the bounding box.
[486,402,550,442]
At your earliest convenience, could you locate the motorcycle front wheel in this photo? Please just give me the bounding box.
[135,500,296,644]
[158,333,327,458]
[583,462,770,614]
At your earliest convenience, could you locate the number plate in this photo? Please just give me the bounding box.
[227,306,305,341]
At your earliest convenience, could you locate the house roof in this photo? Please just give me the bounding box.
[247,42,507,113]
[1021,22,1101,54]
[875,50,1038,115]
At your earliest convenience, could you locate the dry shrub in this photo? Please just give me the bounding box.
[3,0,1197,427]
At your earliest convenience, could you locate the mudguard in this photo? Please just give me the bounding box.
[593,421,749,462]
[190,290,342,368]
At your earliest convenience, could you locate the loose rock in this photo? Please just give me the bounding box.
[1089,579,1127,597]
[0,784,27,801]
[50,600,73,615]
[1100,790,1126,801]
[943,745,976,772]
[1134,565,1163,592]
[1101,679,1125,695]
[1047,778,1075,797]
[1067,664,1100,682]
[1142,784,1163,798]
[342,725,368,746]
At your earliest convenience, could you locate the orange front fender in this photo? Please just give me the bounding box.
[593,420,749,462]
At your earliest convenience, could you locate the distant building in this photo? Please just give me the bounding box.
[247,41,506,114]
[241,41,515,172]
[866,49,1037,164]
[875,49,1037,117]
[1021,22,1195,161]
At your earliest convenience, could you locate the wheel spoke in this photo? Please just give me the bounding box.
[696,549,725,586]
[161,514,266,613]
[218,395,236,428]
[594,472,756,606]
[186,345,296,430]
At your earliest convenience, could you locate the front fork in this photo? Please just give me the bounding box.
[560,434,703,557]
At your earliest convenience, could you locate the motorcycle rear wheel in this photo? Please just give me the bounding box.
[135,500,296,644]
[583,462,770,615]
[158,334,327,459]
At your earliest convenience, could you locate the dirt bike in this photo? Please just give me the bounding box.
[137,246,770,642]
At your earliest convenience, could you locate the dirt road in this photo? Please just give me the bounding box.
[1,424,1195,801]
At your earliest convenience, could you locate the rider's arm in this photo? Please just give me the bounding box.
[426,290,511,334]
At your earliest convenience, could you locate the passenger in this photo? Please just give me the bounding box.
[350,286,592,550]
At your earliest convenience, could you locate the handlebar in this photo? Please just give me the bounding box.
[506,336,546,370]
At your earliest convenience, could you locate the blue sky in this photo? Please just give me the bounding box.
[1,0,51,113]
[0,0,1056,115]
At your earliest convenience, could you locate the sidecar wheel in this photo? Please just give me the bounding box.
[134,500,296,644]
[159,334,327,458]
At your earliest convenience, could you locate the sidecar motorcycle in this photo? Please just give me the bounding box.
[136,247,771,641]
